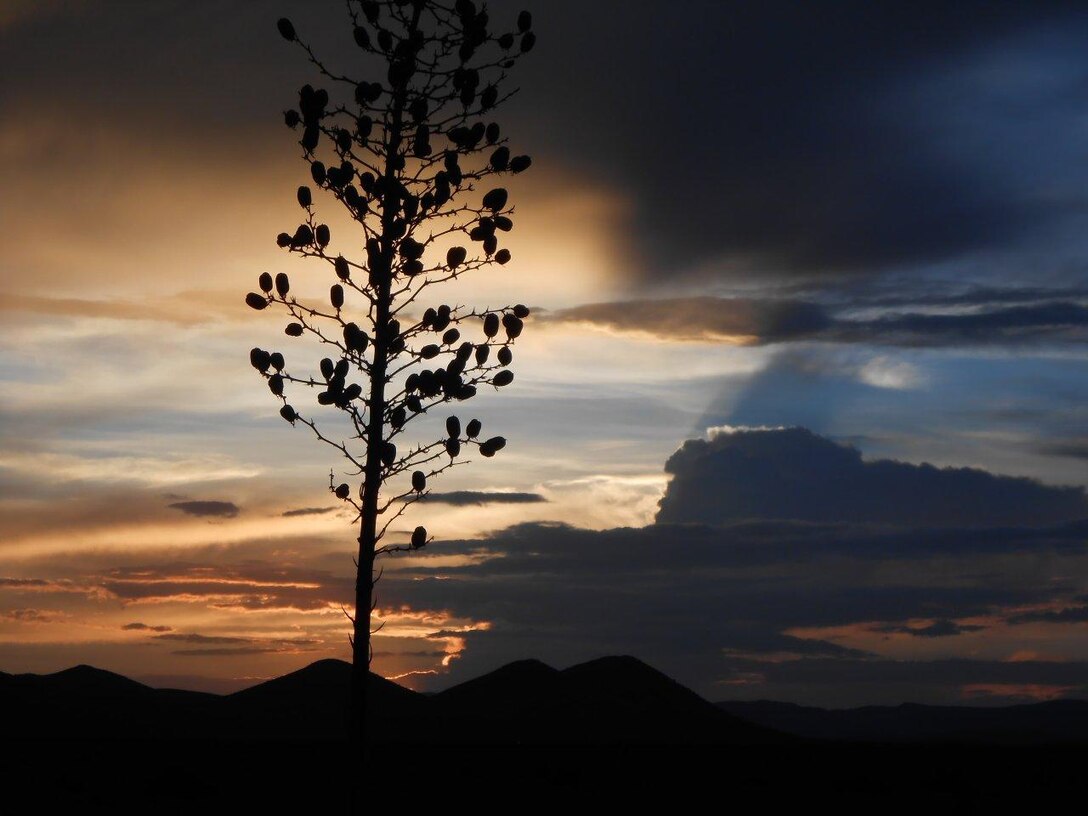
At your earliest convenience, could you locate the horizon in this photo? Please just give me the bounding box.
[2,0,1088,709]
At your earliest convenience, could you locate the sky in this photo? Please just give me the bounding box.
[1,0,1087,706]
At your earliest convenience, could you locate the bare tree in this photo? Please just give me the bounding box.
[244,0,535,793]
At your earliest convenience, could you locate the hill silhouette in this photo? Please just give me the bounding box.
[3,657,1087,807]
[717,698,1088,744]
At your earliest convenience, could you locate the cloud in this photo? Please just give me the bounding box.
[281,506,337,517]
[419,491,547,506]
[153,633,253,645]
[873,620,987,638]
[655,427,1088,527]
[547,296,1088,348]
[121,622,173,632]
[549,298,831,343]
[1008,605,1088,624]
[1037,439,1088,461]
[167,501,240,519]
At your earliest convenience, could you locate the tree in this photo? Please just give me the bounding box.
[243,0,536,793]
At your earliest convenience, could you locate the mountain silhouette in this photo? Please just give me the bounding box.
[3,658,1087,807]
[717,698,1088,744]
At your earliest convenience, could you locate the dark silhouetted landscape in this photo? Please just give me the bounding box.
[3,657,1086,808]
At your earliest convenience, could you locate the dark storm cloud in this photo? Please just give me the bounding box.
[5,2,1087,284]
[548,297,1088,347]
[655,428,1088,526]
[514,1,1088,280]
[373,516,1088,700]
[419,491,547,506]
[167,501,240,519]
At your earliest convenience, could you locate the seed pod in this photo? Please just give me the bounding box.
[482,188,508,212]
[343,323,368,353]
[269,352,285,371]
[466,418,482,438]
[406,395,423,413]
[498,346,513,366]
[335,256,350,280]
[481,85,498,110]
[285,323,304,337]
[456,342,474,362]
[268,374,284,396]
[403,260,423,276]
[391,407,407,429]
[446,246,467,269]
[521,31,536,52]
[277,232,292,248]
[320,358,335,380]
[300,127,317,154]
[353,26,370,48]
[412,471,426,492]
[275,273,290,297]
[479,436,506,457]
[277,18,296,41]
[495,249,511,265]
[296,187,313,210]
[446,416,461,438]
[485,123,500,145]
[377,29,392,51]
[291,225,313,247]
[381,442,397,467]
[318,391,335,405]
[250,347,271,372]
[503,314,523,338]
[513,304,530,318]
[258,272,273,293]
[310,161,326,185]
[280,404,297,423]
[510,155,532,173]
[315,224,331,247]
[334,358,349,379]
[475,345,489,365]
[344,383,362,401]
[357,116,373,140]
[420,344,440,359]
[498,32,514,49]
[442,328,460,345]
[483,313,500,338]
[493,370,514,387]
[246,293,268,310]
[405,373,419,393]
[330,284,344,309]
[483,235,497,256]
[445,438,461,458]
[518,10,532,31]
[494,215,513,232]
[284,110,300,128]
[490,146,510,172]
[335,483,350,499]
[447,358,465,378]
[411,526,427,549]
[400,237,424,260]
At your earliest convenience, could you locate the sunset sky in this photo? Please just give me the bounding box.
[2,0,1087,706]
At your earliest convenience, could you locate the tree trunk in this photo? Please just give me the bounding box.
[349,9,413,805]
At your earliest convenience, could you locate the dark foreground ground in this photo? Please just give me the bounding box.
[8,740,1087,810]
[4,656,1086,809]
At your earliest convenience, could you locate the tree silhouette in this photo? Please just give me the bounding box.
[244,0,535,791]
